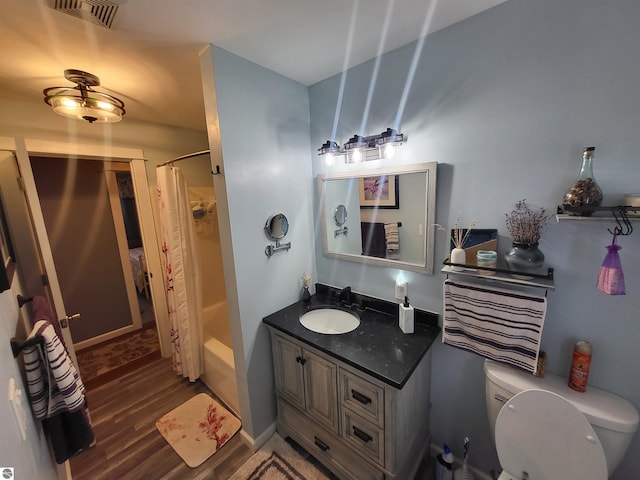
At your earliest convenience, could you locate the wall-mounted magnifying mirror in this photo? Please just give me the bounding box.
[334,205,347,226]
[333,204,349,238]
[264,213,291,257]
[318,162,437,274]
[265,213,289,240]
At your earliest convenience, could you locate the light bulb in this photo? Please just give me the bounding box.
[383,144,397,159]
[324,153,335,166]
[351,149,363,163]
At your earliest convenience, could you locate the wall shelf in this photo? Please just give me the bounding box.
[556,214,640,222]
[556,205,640,222]
[442,260,555,291]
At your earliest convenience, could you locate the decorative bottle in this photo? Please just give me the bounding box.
[562,147,603,216]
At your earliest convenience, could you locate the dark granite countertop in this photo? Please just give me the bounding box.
[262,285,440,389]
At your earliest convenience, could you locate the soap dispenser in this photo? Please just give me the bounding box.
[399,296,414,334]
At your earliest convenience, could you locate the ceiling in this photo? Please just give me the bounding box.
[0,0,506,131]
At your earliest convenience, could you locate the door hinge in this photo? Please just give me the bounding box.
[16,176,25,191]
[41,274,49,287]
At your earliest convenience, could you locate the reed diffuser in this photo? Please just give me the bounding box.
[436,212,478,271]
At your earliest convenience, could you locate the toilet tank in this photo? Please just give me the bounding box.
[484,359,639,476]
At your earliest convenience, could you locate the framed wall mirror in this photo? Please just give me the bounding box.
[318,162,437,274]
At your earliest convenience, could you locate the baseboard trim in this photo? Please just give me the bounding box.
[240,423,277,453]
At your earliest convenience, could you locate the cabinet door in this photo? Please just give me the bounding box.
[304,349,339,433]
[273,335,305,410]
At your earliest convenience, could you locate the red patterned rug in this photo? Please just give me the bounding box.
[75,323,160,385]
[156,393,241,468]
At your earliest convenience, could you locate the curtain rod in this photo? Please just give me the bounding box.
[157,149,211,168]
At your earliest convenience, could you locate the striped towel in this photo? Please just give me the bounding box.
[442,279,547,373]
[384,222,400,258]
[23,320,88,418]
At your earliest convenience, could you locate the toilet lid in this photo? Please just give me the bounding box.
[495,389,607,480]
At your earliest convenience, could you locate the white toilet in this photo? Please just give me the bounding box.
[484,359,639,479]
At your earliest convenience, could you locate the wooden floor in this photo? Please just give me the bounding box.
[70,357,252,480]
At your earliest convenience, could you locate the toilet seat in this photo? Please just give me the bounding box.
[495,389,608,480]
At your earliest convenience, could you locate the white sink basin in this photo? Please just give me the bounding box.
[299,308,360,334]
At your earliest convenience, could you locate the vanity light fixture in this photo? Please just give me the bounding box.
[43,69,126,123]
[344,134,367,163]
[318,128,405,165]
[318,140,344,166]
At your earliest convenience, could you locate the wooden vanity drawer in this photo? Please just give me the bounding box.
[340,369,384,427]
[278,398,384,480]
[341,409,384,466]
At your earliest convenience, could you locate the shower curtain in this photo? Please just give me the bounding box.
[157,166,204,381]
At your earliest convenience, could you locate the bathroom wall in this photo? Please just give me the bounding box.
[0,282,58,479]
[310,0,640,478]
[201,45,316,441]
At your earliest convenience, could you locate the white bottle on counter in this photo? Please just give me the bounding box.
[399,296,414,334]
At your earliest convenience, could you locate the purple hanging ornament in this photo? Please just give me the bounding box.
[596,234,625,295]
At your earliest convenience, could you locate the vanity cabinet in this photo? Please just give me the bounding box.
[269,330,432,480]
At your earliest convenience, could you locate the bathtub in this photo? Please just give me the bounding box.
[201,302,240,417]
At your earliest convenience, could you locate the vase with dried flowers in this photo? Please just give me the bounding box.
[436,213,478,271]
[301,271,312,303]
[504,200,552,274]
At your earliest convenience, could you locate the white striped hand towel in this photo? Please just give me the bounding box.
[442,279,547,373]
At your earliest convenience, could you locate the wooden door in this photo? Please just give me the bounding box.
[303,349,339,433]
[272,334,305,409]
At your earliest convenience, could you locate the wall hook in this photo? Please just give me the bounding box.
[608,206,633,236]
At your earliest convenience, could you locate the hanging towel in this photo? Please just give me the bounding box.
[23,320,94,463]
[442,279,547,373]
[31,296,67,350]
[384,222,400,259]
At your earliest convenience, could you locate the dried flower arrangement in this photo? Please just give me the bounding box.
[504,199,552,244]
[301,271,312,289]
[435,212,479,249]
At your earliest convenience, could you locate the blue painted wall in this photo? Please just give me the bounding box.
[204,46,316,440]
[309,0,640,477]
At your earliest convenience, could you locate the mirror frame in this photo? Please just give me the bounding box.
[318,162,437,274]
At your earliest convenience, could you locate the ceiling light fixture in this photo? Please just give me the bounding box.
[318,128,405,165]
[43,69,126,124]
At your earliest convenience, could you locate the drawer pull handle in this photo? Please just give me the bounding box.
[314,436,330,451]
[351,389,372,405]
[353,426,373,443]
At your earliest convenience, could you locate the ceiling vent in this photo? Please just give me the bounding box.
[48,0,119,29]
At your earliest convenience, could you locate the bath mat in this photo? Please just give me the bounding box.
[229,433,332,480]
[156,392,241,468]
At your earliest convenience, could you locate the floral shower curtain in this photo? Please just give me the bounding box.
[157,166,203,381]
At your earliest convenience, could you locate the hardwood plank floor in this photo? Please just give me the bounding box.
[70,357,251,480]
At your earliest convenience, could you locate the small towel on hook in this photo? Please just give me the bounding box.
[443,279,547,373]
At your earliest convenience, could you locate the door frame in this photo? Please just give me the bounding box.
[5,136,170,359]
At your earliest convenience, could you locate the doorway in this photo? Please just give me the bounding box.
[29,155,161,387]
